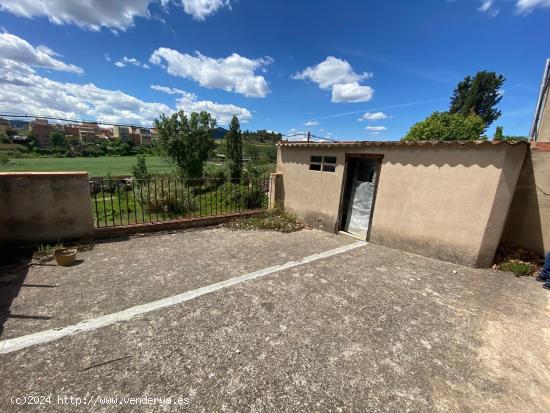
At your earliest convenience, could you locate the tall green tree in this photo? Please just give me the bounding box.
[403,111,485,142]
[493,126,504,141]
[449,71,505,127]
[154,110,216,178]
[225,115,243,180]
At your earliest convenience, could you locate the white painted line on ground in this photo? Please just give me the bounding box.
[0,241,366,354]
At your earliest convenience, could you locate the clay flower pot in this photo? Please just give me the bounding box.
[53,248,77,267]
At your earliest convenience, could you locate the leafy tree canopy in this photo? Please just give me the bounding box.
[154,110,216,179]
[449,71,505,127]
[242,129,281,143]
[49,131,66,148]
[402,111,485,142]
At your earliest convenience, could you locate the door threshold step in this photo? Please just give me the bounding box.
[338,231,366,241]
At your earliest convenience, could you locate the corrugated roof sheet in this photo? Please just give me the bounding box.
[278,140,530,148]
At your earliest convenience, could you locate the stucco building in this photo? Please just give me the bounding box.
[276,140,534,267]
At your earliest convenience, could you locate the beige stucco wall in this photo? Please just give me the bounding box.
[277,142,527,267]
[0,172,94,244]
[501,149,550,255]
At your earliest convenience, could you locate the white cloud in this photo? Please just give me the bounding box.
[151,84,251,124]
[0,0,152,31]
[304,120,319,126]
[357,111,388,121]
[0,32,83,74]
[478,0,500,16]
[476,0,550,15]
[0,1,232,30]
[114,56,150,69]
[365,126,386,132]
[516,0,550,13]
[181,0,231,20]
[293,56,374,103]
[151,85,188,95]
[150,48,272,97]
[0,61,169,125]
[0,59,252,126]
[332,82,374,103]
[293,56,371,90]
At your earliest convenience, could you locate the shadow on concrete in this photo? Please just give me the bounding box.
[0,250,33,338]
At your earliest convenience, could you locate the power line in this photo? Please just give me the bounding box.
[3,111,336,142]
[0,112,155,129]
[281,132,337,143]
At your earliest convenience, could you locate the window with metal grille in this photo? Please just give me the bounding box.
[309,155,336,172]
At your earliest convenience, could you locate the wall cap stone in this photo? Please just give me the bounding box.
[0,171,89,177]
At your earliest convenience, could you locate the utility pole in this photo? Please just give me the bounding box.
[307,131,310,142]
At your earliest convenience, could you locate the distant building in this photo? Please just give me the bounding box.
[133,127,153,146]
[30,118,54,147]
[79,122,100,144]
[113,126,131,143]
[101,127,113,140]
[531,58,550,143]
[113,126,153,145]
[63,125,81,142]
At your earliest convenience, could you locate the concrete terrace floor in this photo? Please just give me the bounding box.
[0,227,549,412]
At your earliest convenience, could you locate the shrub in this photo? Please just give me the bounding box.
[144,185,196,215]
[203,163,228,188]
[36,242,64,260]
[498,259,537,277]
[494,243,541,277]
[0,153,9,165]
[132,154,150,183]
[403,111,485,142]
[222,182,265,209]
[224,206,306,233]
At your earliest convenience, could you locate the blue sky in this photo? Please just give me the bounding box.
[0,0,549,141]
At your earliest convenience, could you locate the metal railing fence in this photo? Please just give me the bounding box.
[89,176,272,228]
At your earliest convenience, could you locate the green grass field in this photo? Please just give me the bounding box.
[0,156,174,176]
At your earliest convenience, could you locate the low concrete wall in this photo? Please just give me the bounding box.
[277,142,527,267]
[94,210,264,239]
[0,172,94,244]
[501,148,550,255]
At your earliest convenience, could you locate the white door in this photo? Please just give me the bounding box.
[344,160,377,239]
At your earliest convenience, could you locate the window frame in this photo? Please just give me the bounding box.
[309,155,337,173]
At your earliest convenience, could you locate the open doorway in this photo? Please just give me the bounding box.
[339,156,381,240]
